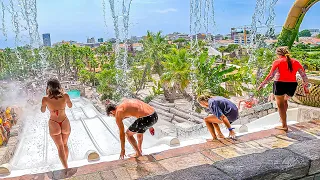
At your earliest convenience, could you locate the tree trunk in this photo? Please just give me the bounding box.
[180,88,193,101]
[57,68,61,80]
[138,63,150,93]
[163,83,179,103]
[93,68,96,87]
[75,68,78,81]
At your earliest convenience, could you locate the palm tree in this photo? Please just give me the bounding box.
[139,31,174,100]
[161,48,191,102]
[195,51,237,97]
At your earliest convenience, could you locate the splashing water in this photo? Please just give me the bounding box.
[1,1,7,40]
[105,0,132,98]
[189,0,215,110]
[1,0,46,78]
[102,0,108,35]
[248,0,278,65]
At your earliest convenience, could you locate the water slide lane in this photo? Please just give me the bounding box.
[68,108,99,160]
[10,113,48,169]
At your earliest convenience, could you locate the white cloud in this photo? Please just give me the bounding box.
[154,8,178,14]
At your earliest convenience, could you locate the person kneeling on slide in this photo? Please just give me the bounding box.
[197,95,239,140]
[106,99,157,159]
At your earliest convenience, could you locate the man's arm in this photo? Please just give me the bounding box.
[115,110,126,151]
[41,97,47,113]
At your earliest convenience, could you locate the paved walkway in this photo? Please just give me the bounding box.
[4,120,320,180]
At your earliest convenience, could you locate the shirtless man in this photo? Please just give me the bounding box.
[106,99,157,159]
[41,78,72,169]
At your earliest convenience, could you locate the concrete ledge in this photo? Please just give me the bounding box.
[297,107,320,122]
[213,148,309,180]
[286,139,320,175]
[140,164,233,180]
[143,144,315,180]
[176,122,207,138]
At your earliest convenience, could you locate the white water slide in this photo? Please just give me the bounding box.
[6,98,177,177]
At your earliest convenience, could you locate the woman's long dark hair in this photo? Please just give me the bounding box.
[276,46,293,72]
[47,78,63,99]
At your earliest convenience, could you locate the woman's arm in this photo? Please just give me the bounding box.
[296,62,309,93]
[259,61,278,89]
[65,94,73,108]
[40,97,47,113]
[297,68,309,85]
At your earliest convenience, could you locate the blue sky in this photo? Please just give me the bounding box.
[1,0,320,48]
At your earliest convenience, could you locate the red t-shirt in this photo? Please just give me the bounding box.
[261,57,308,86]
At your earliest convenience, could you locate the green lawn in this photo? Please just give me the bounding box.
[307,51,320,54]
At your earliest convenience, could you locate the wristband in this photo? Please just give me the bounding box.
[228,127,235,131]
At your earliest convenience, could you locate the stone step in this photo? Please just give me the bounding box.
[157,113,173,123]
[149,102,170,112]
[169,108,202,124]
[151,100,175,108]
[174,106,207,119]
[188,116,203,124]
[155,125,177,138]
[174,115,193,124]
[156,108,174,120]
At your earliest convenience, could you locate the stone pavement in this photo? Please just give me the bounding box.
[4,120,320,180]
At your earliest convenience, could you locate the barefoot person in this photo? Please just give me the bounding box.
[41,78,72,169]
[197,95,238,140]
[106,99,157,159]
[258,46,309,131]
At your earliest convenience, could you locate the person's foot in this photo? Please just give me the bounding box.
[206,138,219,142]
[217,133,225,139]
[275,126,288,131]
[129,153,142,158]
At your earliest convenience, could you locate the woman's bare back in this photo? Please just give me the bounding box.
[42,94,72,122]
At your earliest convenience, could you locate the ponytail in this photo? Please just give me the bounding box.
[285,54,293,72]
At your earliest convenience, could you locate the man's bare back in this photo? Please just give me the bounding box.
[116,99,154,120]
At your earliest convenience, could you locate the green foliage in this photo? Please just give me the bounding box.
[143,95,154,103]
[299,29,312,37]
[129,65,145,93]
[173,38,186,43]
[291,46,320,71]
[195,52,238,97]
[161,48,191,91]
[150,79,164,96]
[95,61,121,101]
[4,30,314,105]
[0,47,43,79]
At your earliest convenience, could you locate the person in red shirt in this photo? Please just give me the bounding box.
[257,46,309,131]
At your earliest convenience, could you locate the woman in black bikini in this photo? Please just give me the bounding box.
[41,78,72,169]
